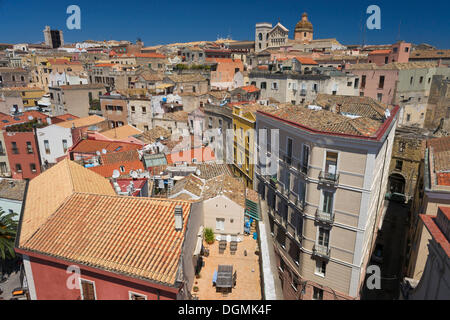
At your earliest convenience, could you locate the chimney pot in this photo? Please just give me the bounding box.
[174,205,183,231]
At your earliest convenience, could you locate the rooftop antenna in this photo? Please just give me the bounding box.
[96,150,101,156]
[101,148,107,154]
[130,170,138,179]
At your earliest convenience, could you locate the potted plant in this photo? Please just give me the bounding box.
[195,273,201,279]
[204,228,215,245]
[193,286,199,292]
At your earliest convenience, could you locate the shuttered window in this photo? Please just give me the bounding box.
[81,280,96,300]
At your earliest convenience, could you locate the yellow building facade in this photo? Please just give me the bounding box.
[232,105,256,188]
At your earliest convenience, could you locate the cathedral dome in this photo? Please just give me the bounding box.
[295,12,313,32]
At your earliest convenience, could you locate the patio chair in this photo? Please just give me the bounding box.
[230,241,238,255]
[219,240,227,254]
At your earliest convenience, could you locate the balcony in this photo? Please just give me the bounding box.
[300,89,307,96]
[269,176,278,187]
[315,209,334,224]
[313,244,330,259]
[296,162,308,176]
[318,171,339,186]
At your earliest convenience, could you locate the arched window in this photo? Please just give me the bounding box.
[258,33,263,41]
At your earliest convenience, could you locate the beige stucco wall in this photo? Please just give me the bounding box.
[202,195,244,235]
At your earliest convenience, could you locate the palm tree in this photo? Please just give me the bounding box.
[0,210,17,282]
[0,210,17,260]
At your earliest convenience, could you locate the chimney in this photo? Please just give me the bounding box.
[174,205,183,231]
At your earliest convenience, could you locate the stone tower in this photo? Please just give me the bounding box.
[294,12,313,43]
[255,22,272,52]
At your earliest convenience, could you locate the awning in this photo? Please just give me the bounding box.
[156,83,174,89]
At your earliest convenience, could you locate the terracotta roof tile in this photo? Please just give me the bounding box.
[88,160,145,178]
[55,115,105,129]
[20,193,192,286]
[19,159,116,245]
[100,124,142,140]
[70,139,142,154]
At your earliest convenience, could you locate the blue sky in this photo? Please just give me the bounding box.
[0,0,449,48]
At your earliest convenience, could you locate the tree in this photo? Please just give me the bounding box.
[0,210,18,260]
[204,228,215,244]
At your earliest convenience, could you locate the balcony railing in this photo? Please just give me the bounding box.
[12,148,19,154]
[313,244,330,259]
[315,209,334,224]
[296,162,308,176]
[300,89,307,96]
[318,171,339,185]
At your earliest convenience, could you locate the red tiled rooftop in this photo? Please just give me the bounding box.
[166,147,215,165]
[0,111,49,130]
[240,85,260,93]
[369,49,392,55]
[70,139,142,154]
[295,57,318,65]
[88,160,145,178]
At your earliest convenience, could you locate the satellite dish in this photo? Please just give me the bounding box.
[195,169,201,176]
[112,170,120,179]
[96,150,101,156]
[28,116,34,121]
[102,149,107,154]
[130,170,138,179]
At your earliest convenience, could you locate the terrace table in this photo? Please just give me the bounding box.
[215,265,233,292]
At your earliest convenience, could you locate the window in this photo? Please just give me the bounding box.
[120,166,125,172]
[271,82,278,90]
[15,164,22,173]
[347,81,352,87]
[318,227,330,248]
[0,162,7,174]
[361,75,366,89]
[144,125,149,131]
[26,141,33,154]
[384,57,388,64]
[44,140,50,154]
[378,76,385,89]
[0,141,3,154]
[208,117,213,129]
[129,292,147,300]
[260,82,267,90]
[419,76,424,84]
[313,287,324,300]
[395,160,403,171]
[405,47,409,52]
[324,151,338,177]
[142,106,146,114]
[398,141,406,152]
[315,260,326,276]
[406,114,411,122]
[30,163,36,173]
[62,139,68,153]
[80,280,96,300]
[410,77,414,85]
[360,92,364,97]
[131,106,135,113]
[216,218,225,231]
[11,142,19,154]
[286,138,292,164]
[322,191,333,214]
[377,93,383,102]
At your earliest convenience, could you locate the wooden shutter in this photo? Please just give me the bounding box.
[81,280,96,300]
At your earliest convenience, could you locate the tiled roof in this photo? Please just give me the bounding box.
[100,124,142,140]
[51,113,79,123]
[70,139,142,154]
[55,115,105,128]
[369,49,391,55]
[166,147,215,165]
[295,57,318,65]
[167,74,207,83]
[88,160,145,178]
[101,149,140,165]
[164,111,188,122]
[239,85,260,93]
[0,111,48,130]
[57,84,106,90]
[170,174,204,198]
[428,136,450,186]
[260,103,384,138]
[20,193,192,286]
[194,163,232,180]
[202,174,246,207]
[346,61,439,70]
[315,94,388,120]
[18,159,115,245]
[410,50,450,59]
[135,126,171,144]
[47,59,81,65]
[0,179,27,201]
